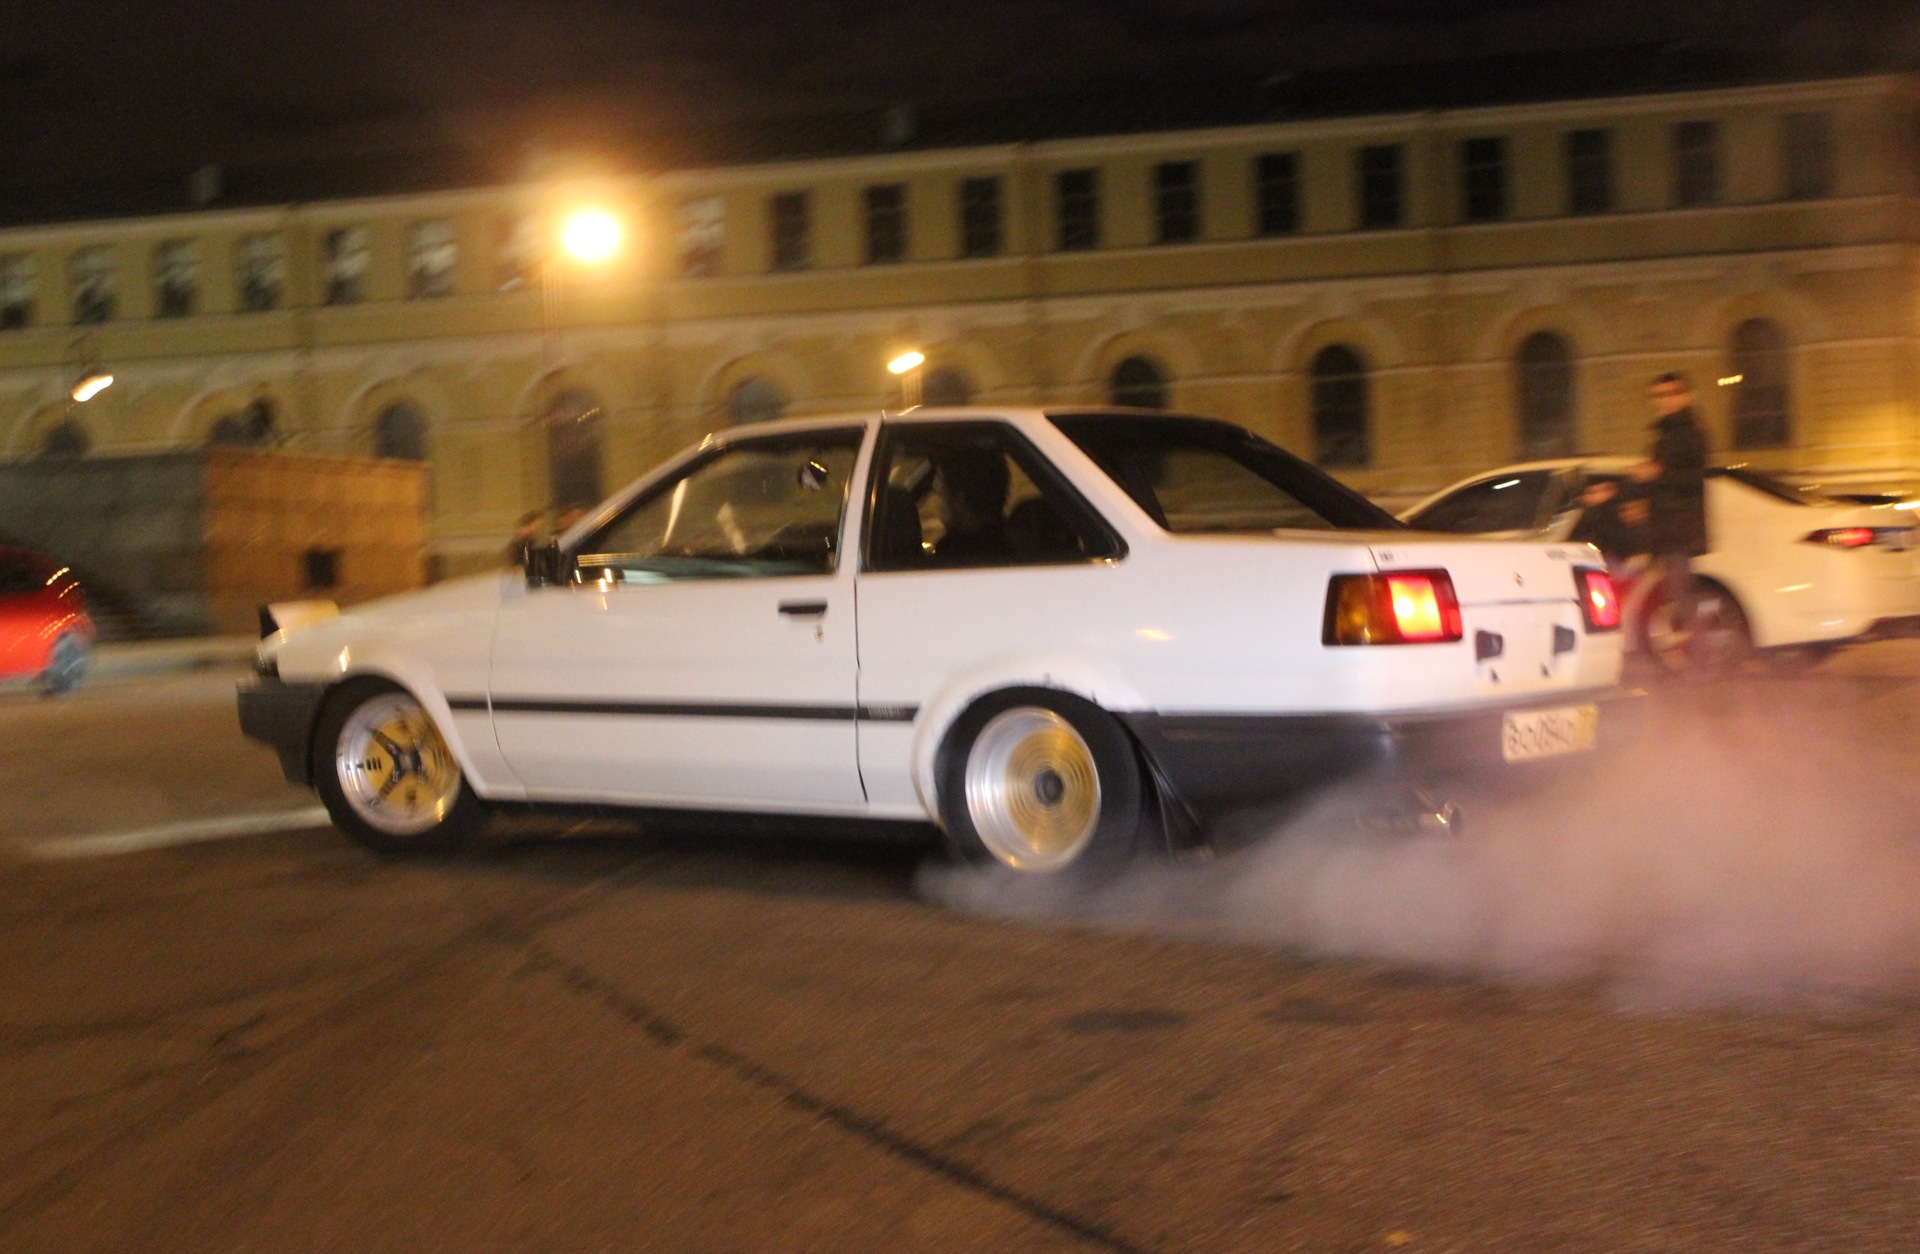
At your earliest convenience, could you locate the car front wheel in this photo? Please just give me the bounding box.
[937,689,1144,877]
[313,680,488,856]
[39,632,90,696]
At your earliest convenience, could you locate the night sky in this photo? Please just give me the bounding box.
[0,0,1913,195]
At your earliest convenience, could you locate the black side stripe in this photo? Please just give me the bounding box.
[445,695,916,723]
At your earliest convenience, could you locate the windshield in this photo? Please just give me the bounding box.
[1047,413,1401,534]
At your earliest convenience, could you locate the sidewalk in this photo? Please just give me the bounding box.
[91,635,258,681]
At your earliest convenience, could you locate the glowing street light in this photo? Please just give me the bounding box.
[71,372,113,403]
[888,350,925,409]
[560,209,623,264]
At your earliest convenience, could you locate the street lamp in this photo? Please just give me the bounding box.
[542,206,624,368]
[71,371,113,403]
[889,350,925,409]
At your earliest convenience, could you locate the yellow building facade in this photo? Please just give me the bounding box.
[1,74,1915,574]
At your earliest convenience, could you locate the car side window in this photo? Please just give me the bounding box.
[865,423,1122,572]
[574,429,864,583]
[1406,469,1557,534]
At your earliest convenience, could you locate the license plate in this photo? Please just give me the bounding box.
[1501,704,1599,763]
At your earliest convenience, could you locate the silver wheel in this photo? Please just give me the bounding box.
[334,692,463,837]
[1646,586,1749,673]
[40,633,89,695]
[962,707,1102,872]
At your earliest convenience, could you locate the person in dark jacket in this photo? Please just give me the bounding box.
[1567,478,1646,577]
[1633,371,1709,636]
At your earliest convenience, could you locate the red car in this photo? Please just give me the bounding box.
[0,547,94,694]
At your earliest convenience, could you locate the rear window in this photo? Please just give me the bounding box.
[1047,413,1400,533]
[1405,470,1559,534]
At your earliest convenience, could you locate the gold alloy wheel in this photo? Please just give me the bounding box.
[335,692,463,836]
[962,707,1102,872]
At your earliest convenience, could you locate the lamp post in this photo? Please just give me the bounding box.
[888,350,925,409]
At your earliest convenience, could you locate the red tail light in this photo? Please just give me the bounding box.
[1324,571,1464,645]
[1574,567,1620,632]
[1807,527,1876,549]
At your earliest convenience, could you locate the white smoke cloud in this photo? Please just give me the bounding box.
[919,686,1920,1011]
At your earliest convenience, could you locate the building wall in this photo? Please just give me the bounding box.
[0,75,1915,576]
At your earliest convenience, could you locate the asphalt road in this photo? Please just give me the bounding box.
[3,659,1920,1251]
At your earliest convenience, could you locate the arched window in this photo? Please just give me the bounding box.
[1515,331,1577,459]
[39,417,89,458]
[374,402,428,461]
[922,365,975,407]
[1108,355,1169,409]
[543,389,604,510]
[206,394,277,448]
[1310,345,1370,468]
[727,377,787,426]
[1729,318,1791,449]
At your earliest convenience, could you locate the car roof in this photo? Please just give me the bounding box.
[702,406,1229,442]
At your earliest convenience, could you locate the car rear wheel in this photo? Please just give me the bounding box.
[937,689,1144,876]
[313,680,488,856]
[39,632,90,696]
[1644,580,1751,675]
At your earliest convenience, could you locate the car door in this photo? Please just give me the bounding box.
[487,424,871,811]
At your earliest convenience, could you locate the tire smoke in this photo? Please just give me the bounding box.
[919,684,1920,1010]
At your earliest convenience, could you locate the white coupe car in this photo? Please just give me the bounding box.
[1402,457,1920,669]
[240,409,1628,875]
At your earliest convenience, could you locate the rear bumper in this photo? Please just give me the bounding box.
[236,680,327,785]
[1122,687,1642,821]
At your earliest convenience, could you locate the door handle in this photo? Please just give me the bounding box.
[778,599,829,617]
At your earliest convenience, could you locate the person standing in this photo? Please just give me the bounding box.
[1634,372,1709,650]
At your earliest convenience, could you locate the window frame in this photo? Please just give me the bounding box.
[573,425,871,584]
[861,420,1126,574]
[1357,144,1404,231]
[1565,128,1614,215]
[1309,344,1372,469]
[1055,168,1101,252]
[1672,119,1722,208]
[1461,136,1508,223]
[958,176,1003,258]
[1782,111,1835,201]
[769,191,812,272]
[863,182,908,265]
[1255,151,1300,236]
[1154,160,1200,244]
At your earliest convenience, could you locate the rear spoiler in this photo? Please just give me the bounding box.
[258,600,340,639]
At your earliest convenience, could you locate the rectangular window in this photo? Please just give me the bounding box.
[864,183,907,264]
[0,253,36,330]
[1154,160,1200,244]
[153,239,198,318]
[1565,128,1614,214]
[70,246,118,325]
[234,233,285,311]
[959,176,1002,258]
[1672,120,1722,208]
[1782,111,1835,200]
[1461,136,1507,222]
[1255,152,1299,236]
[769,191,811,271]
[495,215,538,291]
[1357,144,1403,230]
[1055,168,1100,251]
[323,226,370,306]
[406,219,458,299]
[678,196,725,278]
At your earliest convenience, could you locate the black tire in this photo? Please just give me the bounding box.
[935,687,1146,877]
[1643,578,1751,676]
[38,632,90,696]
[311,678,489,857]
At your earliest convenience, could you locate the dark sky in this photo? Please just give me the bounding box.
[1,0,1914,194]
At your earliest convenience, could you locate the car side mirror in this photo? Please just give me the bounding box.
[524,537,570,588]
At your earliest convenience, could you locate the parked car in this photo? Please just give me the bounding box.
[0,546,94,694]
[240,409,1628,873]
[1401,457,1920,669]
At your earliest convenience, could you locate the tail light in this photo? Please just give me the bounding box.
[1574,567,1620,632]
[1324,571,1463,645]
[1804,527,1913,549]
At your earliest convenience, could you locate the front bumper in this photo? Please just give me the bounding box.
[236,680,328,786]
[1122,687,1643,822]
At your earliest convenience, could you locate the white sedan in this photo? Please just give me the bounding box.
[1402,457,1920,668]
[240,409,1627,875]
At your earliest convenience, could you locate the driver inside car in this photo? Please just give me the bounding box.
[930,447,1015,564]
